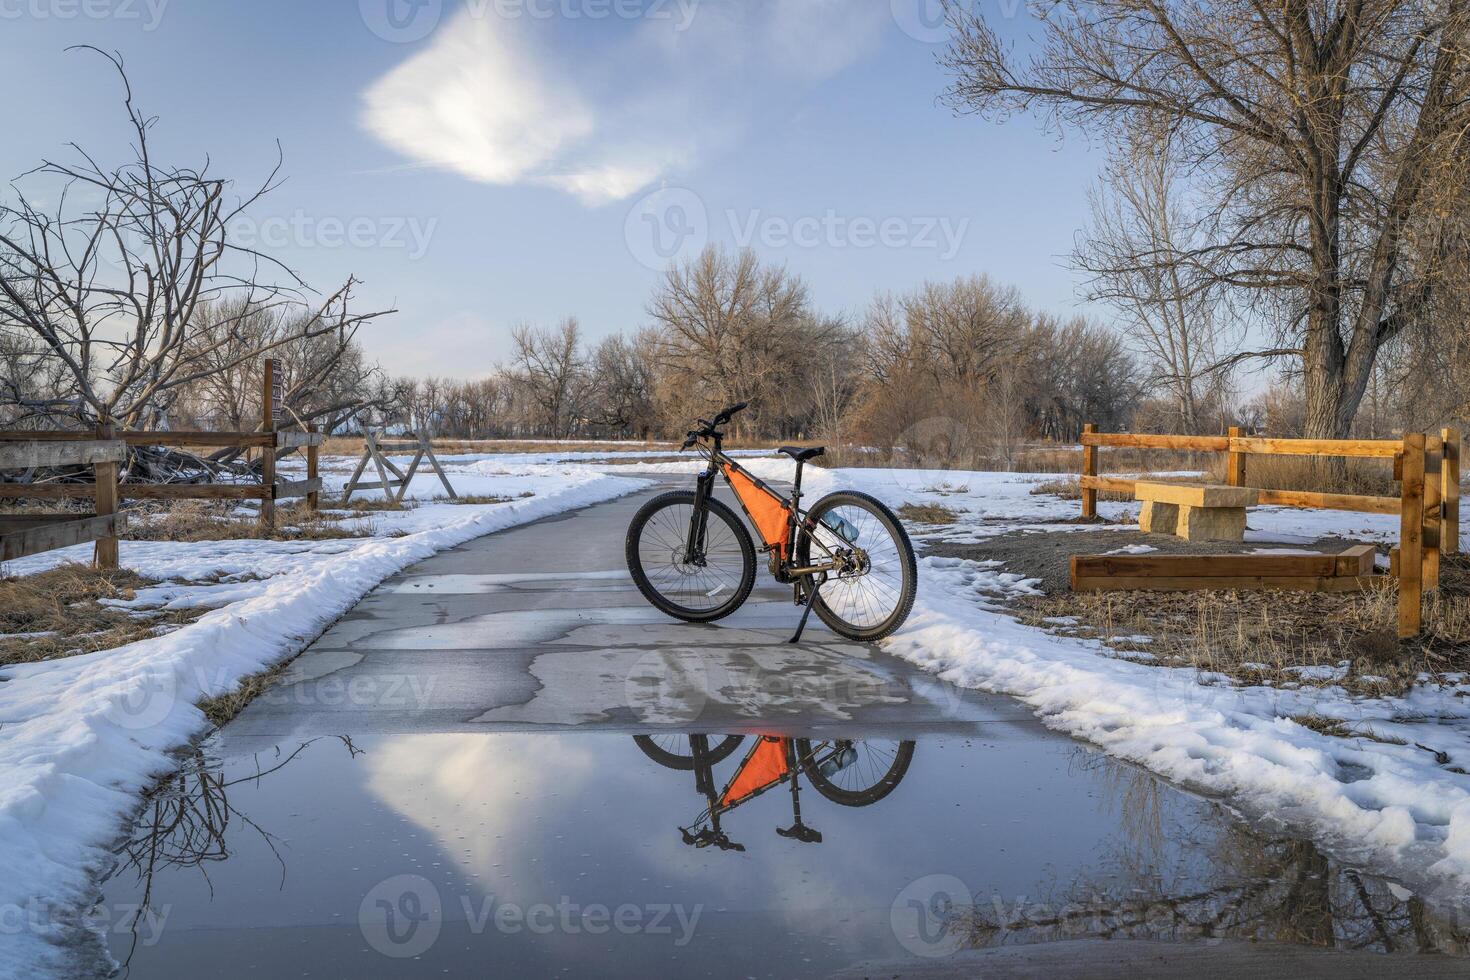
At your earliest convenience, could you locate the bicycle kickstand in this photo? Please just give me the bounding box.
[788,574,825,644]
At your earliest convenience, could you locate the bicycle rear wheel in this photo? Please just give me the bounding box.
[627,491,756,622]
[795,491,917,641]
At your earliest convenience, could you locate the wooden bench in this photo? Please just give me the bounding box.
[1071,544,1379,593]
[1134,481,1259,542]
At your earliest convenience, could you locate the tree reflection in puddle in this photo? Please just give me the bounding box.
[98,736,361,973]
[956,750,1470,956]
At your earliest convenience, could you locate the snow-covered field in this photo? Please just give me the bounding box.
[2,447,1468,975]
[0,457,648,978]
[747,461,1470,922]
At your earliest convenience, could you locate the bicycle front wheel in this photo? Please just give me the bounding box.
[795,738,915,806]
[796,491,917,641]
[626,491,755,622]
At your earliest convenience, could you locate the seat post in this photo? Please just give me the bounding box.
[792,458,804,503]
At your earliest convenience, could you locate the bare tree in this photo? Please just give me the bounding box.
[647,246,835,436]
[941,0,1470,438]
[507,319,586,438]
[587,330,659,438]
[0,48,393,430]
[1076,140,1237,433]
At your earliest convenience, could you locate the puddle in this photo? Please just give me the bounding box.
[70,726,1470,977]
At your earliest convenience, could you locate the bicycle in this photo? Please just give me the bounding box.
[633,734,916,851]
[624,403,918,643]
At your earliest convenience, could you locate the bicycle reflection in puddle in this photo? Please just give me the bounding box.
[634,734,915,851]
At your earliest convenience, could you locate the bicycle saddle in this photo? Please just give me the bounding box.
[777,446,825,463]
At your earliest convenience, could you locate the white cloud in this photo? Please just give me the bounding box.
[359,1,888,206]
[361,14,592,188]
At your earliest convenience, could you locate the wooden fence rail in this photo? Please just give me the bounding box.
[0,360,325,569]
[1079,424,1462,638]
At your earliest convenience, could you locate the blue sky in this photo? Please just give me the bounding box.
[1,0,1109,378]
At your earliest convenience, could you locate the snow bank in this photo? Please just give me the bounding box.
[754,463,1470,913]
[0,465,646,978]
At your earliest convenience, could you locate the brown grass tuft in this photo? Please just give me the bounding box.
[0,563,202,667]
[899,502,961,525]
[1014,559,1470,697]
[126,501,370,541]
[196,660,291,728]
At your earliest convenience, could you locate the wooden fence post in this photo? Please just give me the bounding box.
[1081,423,1098,519]
[306,423,320,512]
[1398,433,1425,639]
[260,359,277,529]
[93,419,119,570]
[1424,433,1442,593]
[1226,426,1246,487]
[1445,427,1461,556]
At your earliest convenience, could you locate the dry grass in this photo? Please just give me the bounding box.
[1029,473,1215,502]
[1030,477,1132,503]
[1013,553,1470,697]
[0,563,202,667]
[445,493,528,505]
[1207,454,1399,497]
[898,502,961,525]
[125,500,370,542]
[196,660,291,728]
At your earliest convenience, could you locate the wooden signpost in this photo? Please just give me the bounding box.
[342,429,457,505]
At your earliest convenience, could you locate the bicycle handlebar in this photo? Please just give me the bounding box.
[680,403,749,450]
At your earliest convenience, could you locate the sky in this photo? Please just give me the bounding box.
[0,0,1111,379]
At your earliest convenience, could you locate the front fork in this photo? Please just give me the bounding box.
[684,466,716,565]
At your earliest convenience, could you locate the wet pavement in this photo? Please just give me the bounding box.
[76,484,1470,977]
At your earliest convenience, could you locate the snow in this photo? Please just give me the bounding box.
[732,462,1470,910]
[1,445,1467,974]
[0,461,647,978]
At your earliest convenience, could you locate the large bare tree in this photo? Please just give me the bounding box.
[942,0,1470,438]
[0,48,393,430]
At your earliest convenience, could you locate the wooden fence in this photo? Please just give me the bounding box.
[0,360,325,569]
[1079,424,1462,637]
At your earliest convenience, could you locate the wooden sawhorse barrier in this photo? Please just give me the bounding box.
[342,430,457,505]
